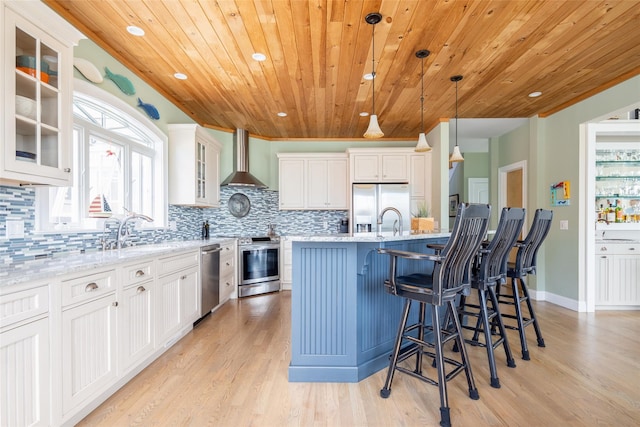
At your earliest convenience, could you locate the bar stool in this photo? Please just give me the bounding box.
[456,207,525,388]
[377,203,491,427]
[498,209,553,360]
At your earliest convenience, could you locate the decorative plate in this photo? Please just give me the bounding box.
[228,193,251,218]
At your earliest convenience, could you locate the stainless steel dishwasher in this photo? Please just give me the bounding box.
[199,244,221,321]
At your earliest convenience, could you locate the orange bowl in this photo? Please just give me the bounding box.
[16,66,49,83]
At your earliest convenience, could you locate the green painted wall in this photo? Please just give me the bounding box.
[495,75,640,305]
[462,152,489,201]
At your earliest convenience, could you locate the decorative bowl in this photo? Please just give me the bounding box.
[15,95,37,120]
[16,55,50,83]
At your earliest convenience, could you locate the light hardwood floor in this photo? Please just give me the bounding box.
[78,290,640,427]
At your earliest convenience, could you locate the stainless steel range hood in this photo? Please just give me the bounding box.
[221,129,267,188]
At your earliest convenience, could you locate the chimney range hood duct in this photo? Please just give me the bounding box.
[221,129,267,188]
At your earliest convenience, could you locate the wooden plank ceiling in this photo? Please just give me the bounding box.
[45,0,640,140]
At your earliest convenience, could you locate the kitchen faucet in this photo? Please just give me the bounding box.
[377,207,403,236]
[116,212,154,249]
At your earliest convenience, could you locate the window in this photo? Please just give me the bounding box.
[37,80,166,230]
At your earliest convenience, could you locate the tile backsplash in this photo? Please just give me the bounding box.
[0,185,346,264]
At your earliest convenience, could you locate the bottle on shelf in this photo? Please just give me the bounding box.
[615,200,624,223]
[606,202,616,223]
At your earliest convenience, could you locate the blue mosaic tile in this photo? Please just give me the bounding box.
[0,184,347,264]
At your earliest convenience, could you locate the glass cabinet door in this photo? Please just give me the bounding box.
[595,148,640,222]
[15,25,60,167]
[3,7,72,185]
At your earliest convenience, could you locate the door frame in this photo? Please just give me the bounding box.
[498,160,528,227]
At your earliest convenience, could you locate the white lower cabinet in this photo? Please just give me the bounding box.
[120,279,154,373]
[219,239,237,302]
[0,316,49,427]
[156,251,200,347]
[61,292,118,417]
[281,238,293,290]
[595,243,640,308]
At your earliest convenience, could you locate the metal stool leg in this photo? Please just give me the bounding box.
[478,287,501,388]
[520,277,545,347]
[380,299,411,398]
[448,299,480,401]
[431,304,451,427]
[512,277,530,360]
[487,284,516,369]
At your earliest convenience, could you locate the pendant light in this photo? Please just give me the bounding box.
[449,75,464,163]
[363,12,383,139]
[415,49,432,152]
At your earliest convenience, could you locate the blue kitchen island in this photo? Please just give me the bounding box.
[288,232,450,383]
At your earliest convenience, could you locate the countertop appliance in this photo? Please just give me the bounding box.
[352,183,411,234]
[199,244,221,321]
[238,236,280,297]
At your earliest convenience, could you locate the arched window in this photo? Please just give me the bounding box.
[37,79,166,230]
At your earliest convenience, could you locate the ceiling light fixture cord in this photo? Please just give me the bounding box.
[449,75,464,162]
[363,13,383,138]
[415,49,431,152]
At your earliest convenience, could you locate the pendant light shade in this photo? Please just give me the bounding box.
[415,49,431,152]
[449,75,464,163]
[363,12,383,139]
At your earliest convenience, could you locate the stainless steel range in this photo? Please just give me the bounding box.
[237,236,280,297]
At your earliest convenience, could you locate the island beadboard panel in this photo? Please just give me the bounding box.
[0,185,346,263]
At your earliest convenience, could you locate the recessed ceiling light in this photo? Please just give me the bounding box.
[363,73,375,81]
[174,72,187,80]
[252,53,267,61]
[528,91,542,98]
[126,25,145,37]
[359,112,370,117]
[277,112,287,117]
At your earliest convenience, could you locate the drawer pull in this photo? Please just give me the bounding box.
[135,269,145,277]
[630,248,636,251]
[600,247,607,251]
[85,282,99,292]
[137,286,146,294]
[181,275,187,280]
[112,301,118,307]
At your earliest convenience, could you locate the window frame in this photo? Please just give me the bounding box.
[35,79,168,232]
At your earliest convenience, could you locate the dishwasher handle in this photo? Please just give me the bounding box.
[202,247,222,255]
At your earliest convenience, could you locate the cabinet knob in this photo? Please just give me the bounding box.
[600,247,607,251]
[630,247,636,251]
[181,275,187,280]
[85,282,98,292]
[112,301,119,307]
[64,168,71,173]
[136,286,146,293]
[135,269,145,277]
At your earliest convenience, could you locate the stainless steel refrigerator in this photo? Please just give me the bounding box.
[352,183,411,234]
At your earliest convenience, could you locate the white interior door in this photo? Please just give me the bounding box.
[468,178,489,203]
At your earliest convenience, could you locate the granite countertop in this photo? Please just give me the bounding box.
[284,231,451,243]
[0,238,234,289]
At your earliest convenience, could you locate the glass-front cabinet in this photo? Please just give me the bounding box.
[1,2,82,186]
[595,144,640,224]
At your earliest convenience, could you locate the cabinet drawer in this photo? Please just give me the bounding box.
[121,260,154,286]
[0,285,49,329]
[597,244,639,255]
[61,270,116,307]
[157,250,199,276]
[221,253,235,276]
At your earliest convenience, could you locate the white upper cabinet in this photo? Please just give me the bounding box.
[348,148,409,182]
[306,156,348,209]
[278,153,348,210]
[1,1,83,186]
[168,124,222,207]
[278,156,305,209]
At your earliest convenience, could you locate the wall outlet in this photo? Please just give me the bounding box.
[560,220,569,230]
[5,220,25,238]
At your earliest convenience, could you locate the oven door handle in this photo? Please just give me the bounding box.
[202,247,222,255]
[242,245,279,251]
